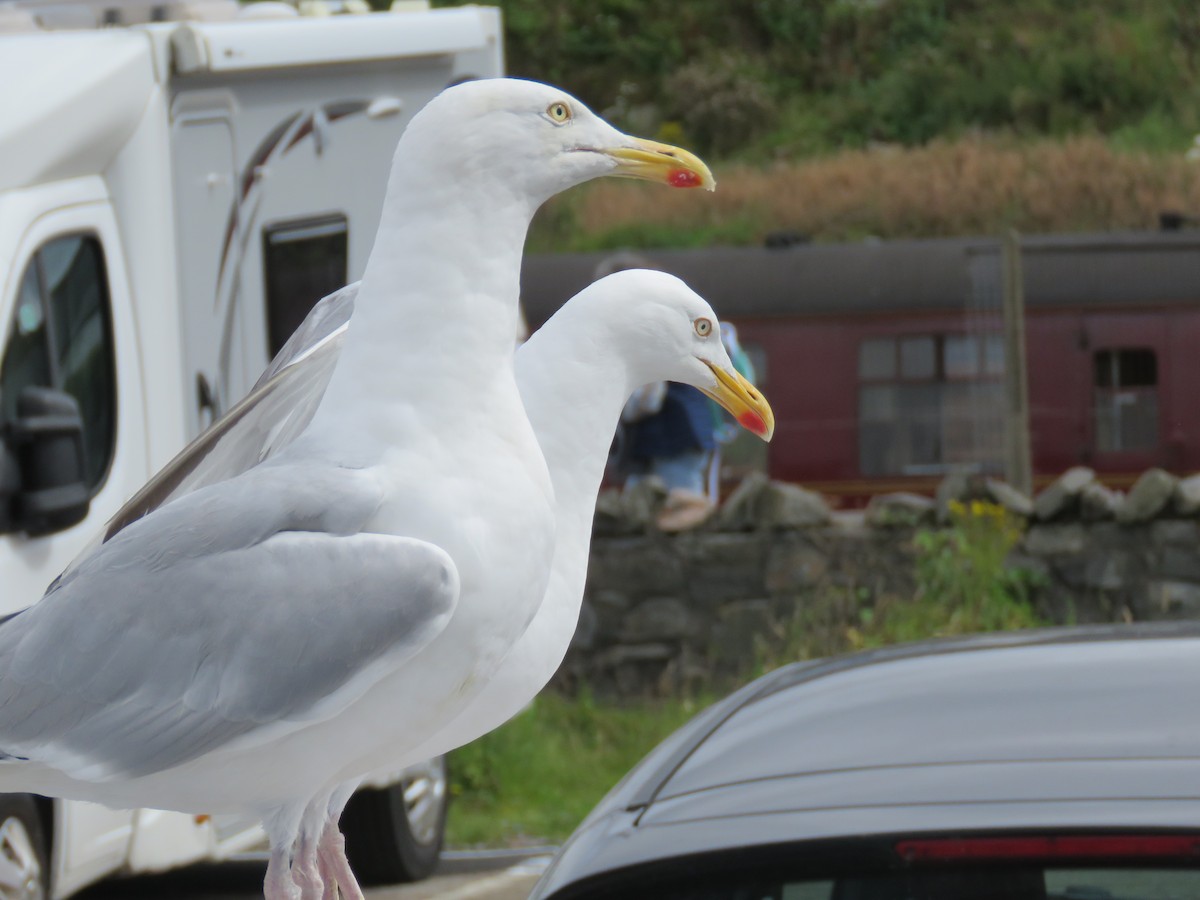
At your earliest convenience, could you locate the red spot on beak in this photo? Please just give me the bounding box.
[668,169,702,188]
[739,410,767,435]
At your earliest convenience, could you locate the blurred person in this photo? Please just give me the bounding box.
[623,380,720,529]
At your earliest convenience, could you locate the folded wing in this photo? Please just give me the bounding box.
[0,462,456,781]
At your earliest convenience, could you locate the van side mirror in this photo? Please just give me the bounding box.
[0,387,92,536]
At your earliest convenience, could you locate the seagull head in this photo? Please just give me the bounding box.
[579,270,774,441]
[397,78,715,206]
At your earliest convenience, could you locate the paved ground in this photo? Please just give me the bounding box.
[76,851,550,899]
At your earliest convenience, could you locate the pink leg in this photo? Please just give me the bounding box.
[292,831,326,900]
[317,823,364,900]
[264,845,300,900]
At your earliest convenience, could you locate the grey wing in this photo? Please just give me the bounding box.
[0,465,457,781]
[256,281,357,388]
[62,284,358,576]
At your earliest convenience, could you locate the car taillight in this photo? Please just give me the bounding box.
[895,835,1200,862]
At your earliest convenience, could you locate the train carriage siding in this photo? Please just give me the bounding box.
[520,232,1200,506]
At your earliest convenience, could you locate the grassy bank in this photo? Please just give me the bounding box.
[446,691,704,847]
[530,135,1200,252]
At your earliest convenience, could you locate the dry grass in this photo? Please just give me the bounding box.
[544,137,1200,249]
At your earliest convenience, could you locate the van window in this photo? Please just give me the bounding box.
[0,235,116,489]
[263,215,348,357]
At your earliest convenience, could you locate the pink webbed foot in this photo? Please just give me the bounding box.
[264,846,301,900]
[292,831,327,900]
[317,822,365,900]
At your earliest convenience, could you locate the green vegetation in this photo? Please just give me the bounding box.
[859,500,1045,647]
[447,502,1045,848]
[416,2,1200,249]
[761,500,1045,666]
[433,0,1200,159]
[446,690,704,846]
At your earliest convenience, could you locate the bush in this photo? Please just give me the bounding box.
[908,499,1043,633]
[429,0,1200,159]
[845,499,1044,650]
[662,54,777,157]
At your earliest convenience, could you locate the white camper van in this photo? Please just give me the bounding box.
[0,1,502,895]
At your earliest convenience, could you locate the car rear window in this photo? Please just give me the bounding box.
[762,869,1200,900]
[554,835,1200,900]
[614,868,1200,900]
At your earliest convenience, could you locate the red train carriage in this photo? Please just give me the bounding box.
[520,232,1200,506]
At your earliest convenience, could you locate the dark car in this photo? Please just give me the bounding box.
[530,623,1200,900]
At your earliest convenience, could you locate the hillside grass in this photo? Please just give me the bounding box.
[530,135,1200,251]
[432,0,1200,159]
[415,2,1200,249]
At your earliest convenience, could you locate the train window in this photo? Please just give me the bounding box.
[858,338,896,380]
[1094,348,1156,388]
[1094,348,1158,452]
[860,384,896,420]
[944,335,980,378]
[984,334,1006,375]
[943,381,1005,463]
[900,337,936,379]
[858,332,1005,477]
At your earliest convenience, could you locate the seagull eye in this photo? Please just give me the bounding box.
[694,317,713,337]
[546,102,572,124]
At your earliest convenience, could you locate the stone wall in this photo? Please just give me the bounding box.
[556,474,914,697]
[554,468,1200,698]
[1019,467,1200,624]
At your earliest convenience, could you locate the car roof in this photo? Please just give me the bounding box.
[533,623,1200,899]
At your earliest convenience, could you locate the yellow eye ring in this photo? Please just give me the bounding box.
[547,102,572,123]
[694,317,713,337]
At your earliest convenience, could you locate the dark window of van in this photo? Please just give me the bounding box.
[1,235,117,489]
[263,215,348,358]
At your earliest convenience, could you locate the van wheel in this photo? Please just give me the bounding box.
[341,756,448,885]
[0,796,48,900]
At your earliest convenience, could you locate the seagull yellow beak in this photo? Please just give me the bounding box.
[700,362,774,442]
[601,138,716,191]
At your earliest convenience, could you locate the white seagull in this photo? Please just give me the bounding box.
[411,268,774,758]
[86,268,773,899]
[0,79,713,899]
[275,270,774,897]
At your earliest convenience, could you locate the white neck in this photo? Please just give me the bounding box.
[515,314,636,541]
[309,149,538,445]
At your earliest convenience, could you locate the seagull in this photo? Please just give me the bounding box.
[329,272,773,775]
[306,269,774,897]
[82,268,773,898]
[411,268,774,758]
[0,78,713,899]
